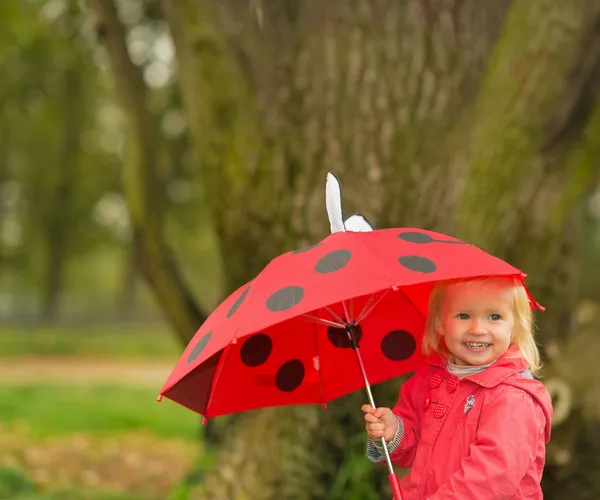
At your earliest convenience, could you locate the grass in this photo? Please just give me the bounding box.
[0,324,203,498]
[0,383,202,499]
[7,492,144,499]
[0,384,199,439]
[0,427,197,499]
[0,324,182,360]
[0,465,146,499]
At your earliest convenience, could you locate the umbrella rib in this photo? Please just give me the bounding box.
[356,293,376,323]
[204,339,235,419]
[341,300,352,323]
[324,306,346,324]
[301,314,344,328]
[356,289,390,324]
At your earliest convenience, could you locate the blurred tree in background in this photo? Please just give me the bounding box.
[2,0,600,499]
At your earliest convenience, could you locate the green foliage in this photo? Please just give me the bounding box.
[0,0,224,321]
[167,451,218,500]
[0,466,143,500]
[325,433,382,500]
[0,0,125,292]
[13,489,143,500]
[11,493,141,500]
[0,467,37,499]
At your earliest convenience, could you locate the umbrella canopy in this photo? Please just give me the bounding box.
[159,227,539,418]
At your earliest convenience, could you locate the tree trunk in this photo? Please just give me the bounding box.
[39,63,82,323]
[0,122,8,269]
[161,1,514,295]
[117,239,140,322]
[159,0,600,498]
[452,0,599,341]
[92,0,207,345]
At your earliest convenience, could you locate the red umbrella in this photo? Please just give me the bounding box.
[158,226,540,500]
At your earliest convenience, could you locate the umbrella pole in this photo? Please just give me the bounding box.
[347,325,404,500]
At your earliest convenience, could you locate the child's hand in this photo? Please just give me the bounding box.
[362,404,398,443]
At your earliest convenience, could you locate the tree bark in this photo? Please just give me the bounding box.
[453,0,599,342]
[161,0,513,291]
[92,0,206,344]
[160,0,298,292]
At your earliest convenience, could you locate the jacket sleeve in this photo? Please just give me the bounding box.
[429,388,546,500]
[366,371,424,468]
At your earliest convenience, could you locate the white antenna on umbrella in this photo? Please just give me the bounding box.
[326,171,345,233]
[326,171,374,233]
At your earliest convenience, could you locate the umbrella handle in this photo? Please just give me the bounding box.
[346,325,404,500]
[388,472,403,500]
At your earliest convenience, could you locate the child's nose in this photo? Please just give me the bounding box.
[469,318,486,334]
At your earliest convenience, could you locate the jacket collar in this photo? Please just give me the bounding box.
[427,345,529,387]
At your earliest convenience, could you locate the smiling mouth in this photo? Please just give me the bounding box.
[463,342,491,350]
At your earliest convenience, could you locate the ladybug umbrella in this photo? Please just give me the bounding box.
[158,174,541,500]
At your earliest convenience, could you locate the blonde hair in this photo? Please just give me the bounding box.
[422,276,542,375]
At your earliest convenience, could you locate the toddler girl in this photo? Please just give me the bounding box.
[363,276,553,499]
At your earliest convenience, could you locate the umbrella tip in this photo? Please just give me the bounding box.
[156,394,163,402]
[202,417,208,425]
[321,403,327,410]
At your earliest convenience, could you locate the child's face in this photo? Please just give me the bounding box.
[439,280,515,367]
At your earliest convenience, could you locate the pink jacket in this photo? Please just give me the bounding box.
[389,348,553,499]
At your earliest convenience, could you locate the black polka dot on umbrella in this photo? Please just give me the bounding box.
[187,331,212,364]
[292,242,321,254]
[399,255,437,274]
[275,359,305,392]
[266,286,305,312]
[240,333,273,367]
[398,231,466,245]
[327,324,363,348]
[398,231,433,244]
[315,249,352,274]
[381,330,416,361]
[227,286,251,318]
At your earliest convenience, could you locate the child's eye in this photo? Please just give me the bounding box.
[456,313,470,320]
[489,313,502,321]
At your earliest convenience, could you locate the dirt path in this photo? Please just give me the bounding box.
[0,357,174,386]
